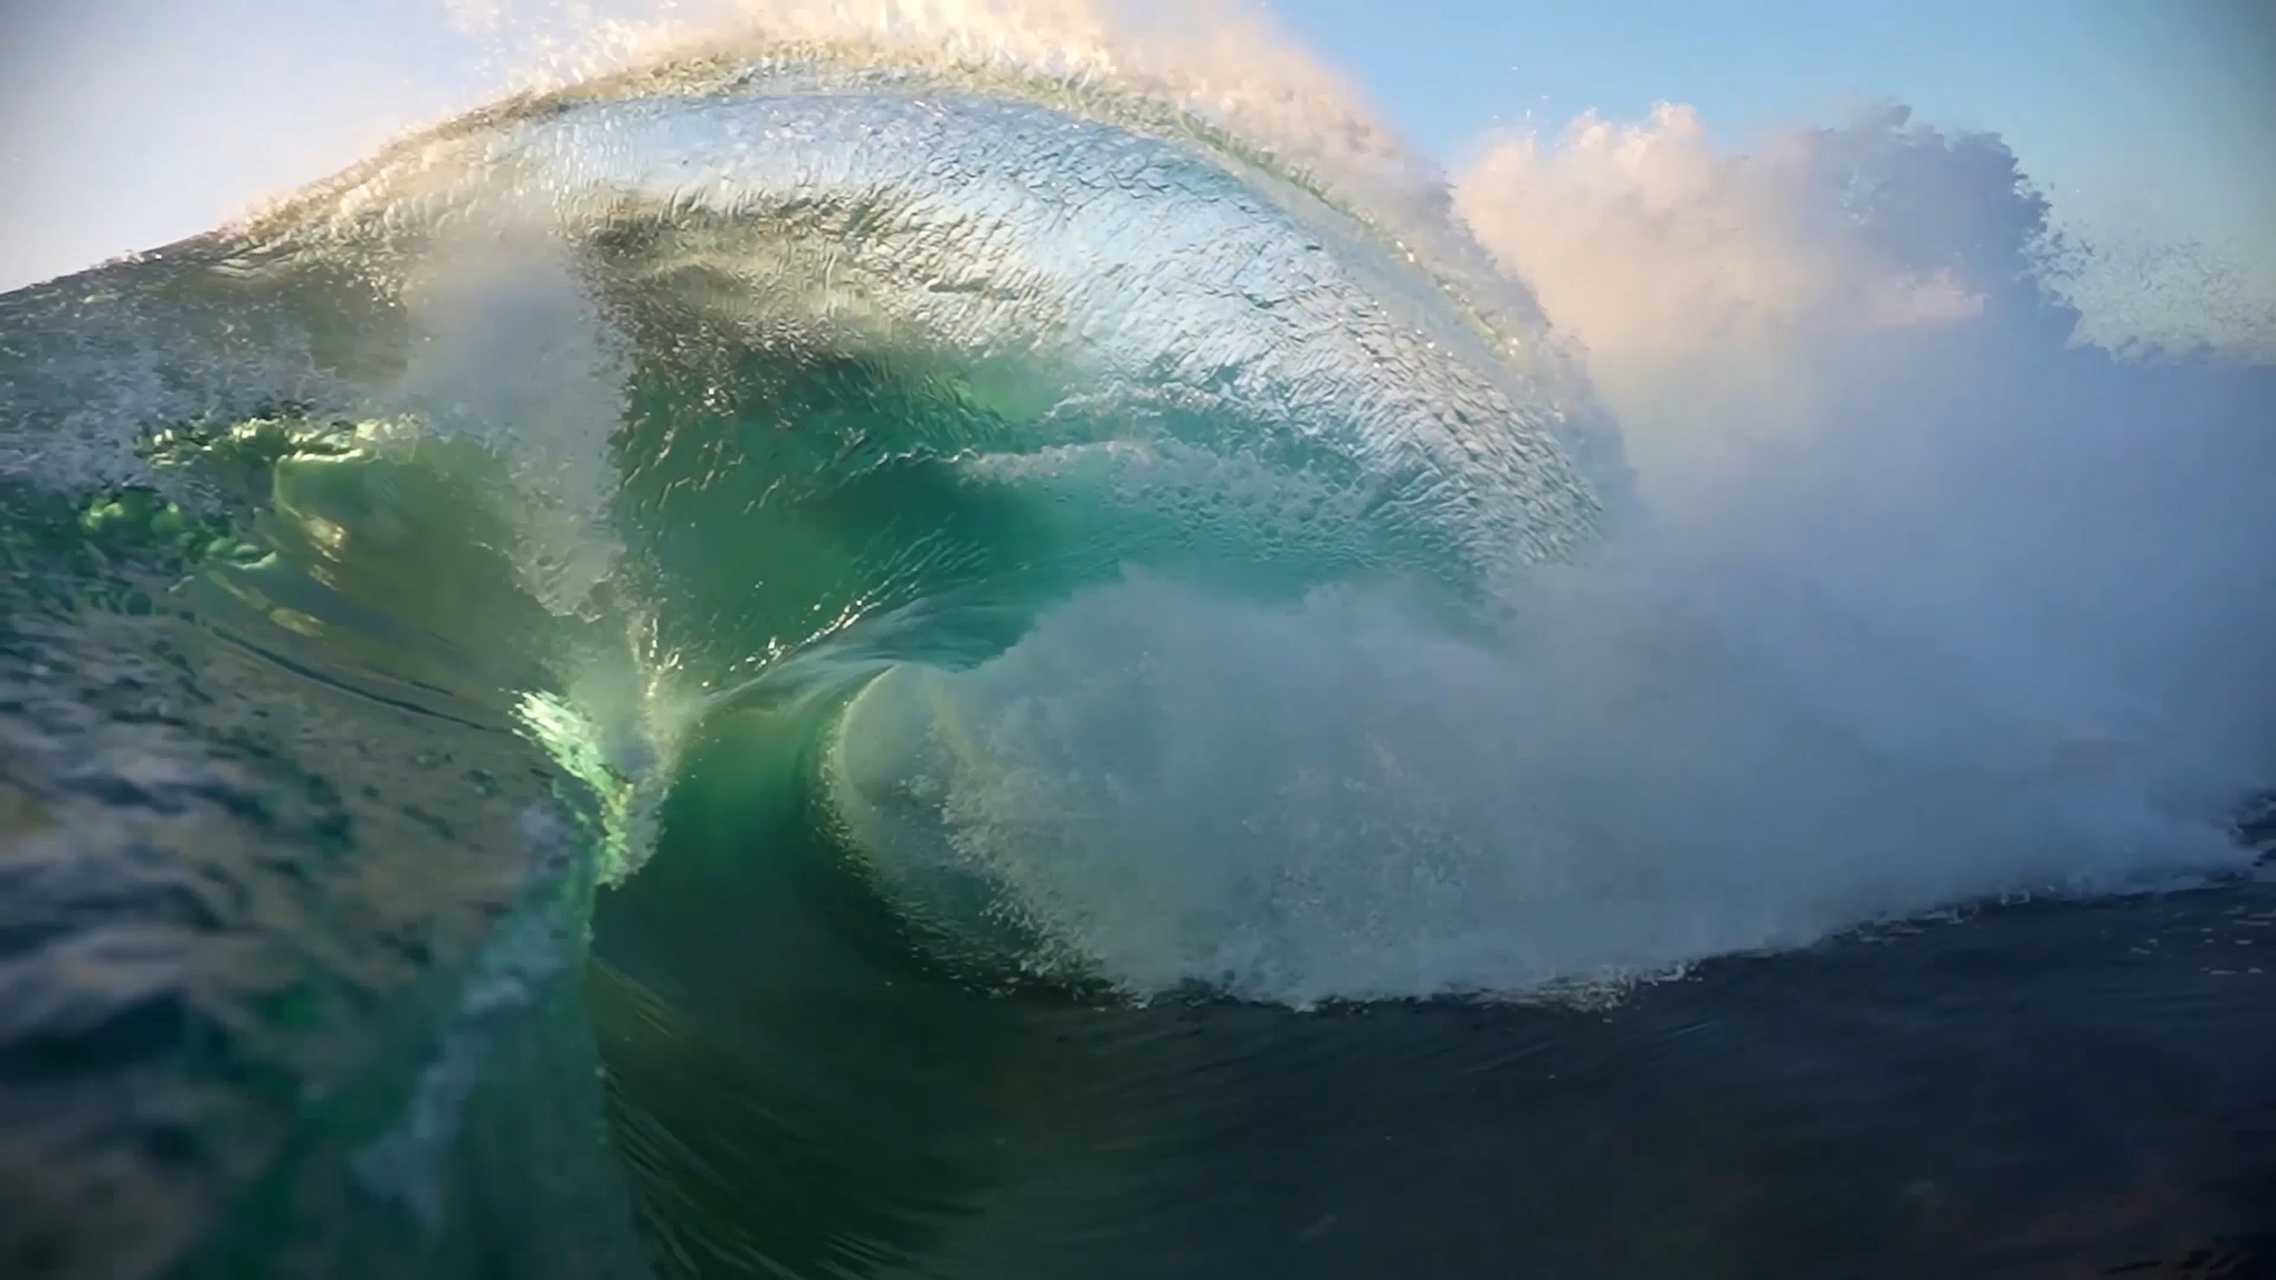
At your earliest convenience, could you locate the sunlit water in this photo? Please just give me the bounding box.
[2,11,2272,1278]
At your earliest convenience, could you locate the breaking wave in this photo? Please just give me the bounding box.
[2,5,2269,1276]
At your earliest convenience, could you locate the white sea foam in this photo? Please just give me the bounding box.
[830,95,2274,1006]
[829,564,2259,1006]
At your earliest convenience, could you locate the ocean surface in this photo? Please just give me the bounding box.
[3,23,2273,1280]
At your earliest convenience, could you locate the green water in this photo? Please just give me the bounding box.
[3,45,2269,1280]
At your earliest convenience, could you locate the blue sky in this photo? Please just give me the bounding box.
[3,0,2269,318]
[1275,0,2273,265]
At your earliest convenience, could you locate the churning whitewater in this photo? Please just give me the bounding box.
[3,7,2272,1278]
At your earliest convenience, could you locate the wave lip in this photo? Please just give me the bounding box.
[378,72,1611,561]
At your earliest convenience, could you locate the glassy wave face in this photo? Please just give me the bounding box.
[3,29,2273,1280]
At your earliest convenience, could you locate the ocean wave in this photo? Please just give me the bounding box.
[3,12,2271,1276]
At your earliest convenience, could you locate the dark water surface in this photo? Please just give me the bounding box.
[596,727,2276,1279]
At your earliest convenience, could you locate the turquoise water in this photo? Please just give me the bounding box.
[2,43,2271,1280]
